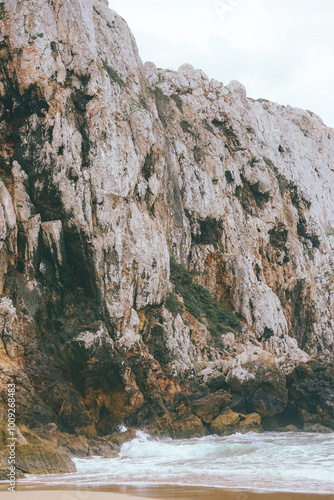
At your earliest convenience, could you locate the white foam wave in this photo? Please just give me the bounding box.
[24,431,334,494]
[120,431,259,460]
[118,424,128,433]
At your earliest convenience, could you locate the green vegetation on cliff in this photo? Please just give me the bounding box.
[0,3,6,20]
[169,257,241,335]
[165,292,183,315]
[102,59,126,87]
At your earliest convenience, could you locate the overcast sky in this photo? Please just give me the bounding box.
[109,0,334,128]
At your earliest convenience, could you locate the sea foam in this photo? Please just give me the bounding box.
[24,431,334,494]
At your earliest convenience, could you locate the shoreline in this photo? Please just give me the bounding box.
[0,484,333,500]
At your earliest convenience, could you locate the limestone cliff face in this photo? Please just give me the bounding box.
[0,0,333,437]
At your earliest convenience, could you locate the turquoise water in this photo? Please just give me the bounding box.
[24,431,334,494]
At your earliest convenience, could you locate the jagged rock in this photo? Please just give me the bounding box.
[34,423,120,457]
[299,409,320,424]
[226,350,288,417]
[287,358,334,429]
[33,423,68,446]
[18,425,49,445]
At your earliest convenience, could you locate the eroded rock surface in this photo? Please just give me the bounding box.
[0,0,333,450]
[0,417,76,476]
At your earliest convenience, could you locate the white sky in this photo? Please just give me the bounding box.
[109,0,334,128]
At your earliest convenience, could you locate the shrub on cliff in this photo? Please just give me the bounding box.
[169,257,241,335]
[165,292,183,315]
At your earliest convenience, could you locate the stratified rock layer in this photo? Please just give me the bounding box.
[0,0,333,442]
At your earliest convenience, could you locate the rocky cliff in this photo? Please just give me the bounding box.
[0,0,333,450]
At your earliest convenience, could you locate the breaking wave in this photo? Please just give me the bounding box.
[24,431,334,494]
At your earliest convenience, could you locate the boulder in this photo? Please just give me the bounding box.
[87,437,120,458]
[0,417,76,474]
[280,425,299,432]
[66,435,90,457]
[303,423,333,434]
[238,412,262,433]
[210,408,240,435]
[170,414,207,439]
[16,445,76,474]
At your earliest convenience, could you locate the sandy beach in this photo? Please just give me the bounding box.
[0,485,333,500]
[0,492,159,500]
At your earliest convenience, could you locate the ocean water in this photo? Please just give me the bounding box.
[24,431,334,494]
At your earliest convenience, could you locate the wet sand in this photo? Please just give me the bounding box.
[0,484,333,500]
